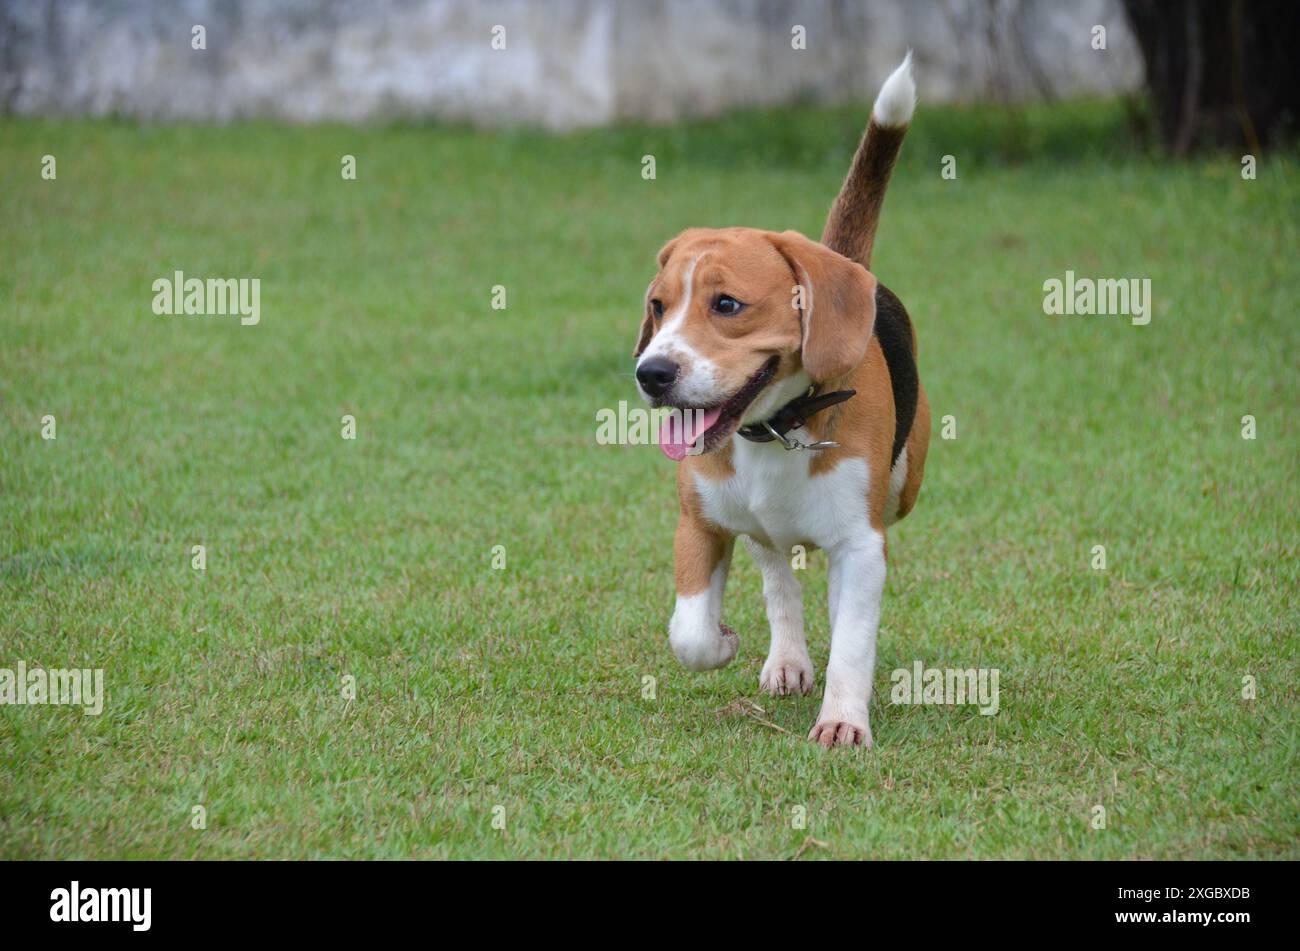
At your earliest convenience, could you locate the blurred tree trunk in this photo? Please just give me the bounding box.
[1122,0,1299,155]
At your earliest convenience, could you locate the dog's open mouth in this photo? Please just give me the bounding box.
[658,356,779,461]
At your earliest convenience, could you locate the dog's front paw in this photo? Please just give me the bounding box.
[760,654,815,696]
[712,622,740,668]
[670,620,740,671]
[808,719,872,748]
[808,703,872,749]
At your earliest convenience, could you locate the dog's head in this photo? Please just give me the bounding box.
[633,227,878,459]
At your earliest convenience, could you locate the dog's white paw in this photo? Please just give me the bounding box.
[759,654,815,696]
[808,717,872,748]
[808,696,872,748]
[671,621,740,671]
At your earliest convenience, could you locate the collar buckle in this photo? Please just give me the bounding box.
[761,421,838,452]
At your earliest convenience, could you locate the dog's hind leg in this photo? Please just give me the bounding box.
[668,515,738,671]
[746,538,814,696]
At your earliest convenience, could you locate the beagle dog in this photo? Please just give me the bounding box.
[632,57,929,748]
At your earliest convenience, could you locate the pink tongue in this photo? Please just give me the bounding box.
[659,407,723,461]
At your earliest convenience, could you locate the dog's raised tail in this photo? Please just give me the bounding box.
[821,53,915,270]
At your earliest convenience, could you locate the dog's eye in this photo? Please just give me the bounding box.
[650,299,664,318]
[712,294,746,316]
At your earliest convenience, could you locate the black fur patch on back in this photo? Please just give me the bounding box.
[873,284,917,466]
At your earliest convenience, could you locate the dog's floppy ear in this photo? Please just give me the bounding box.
[633,279,657,358]
[765,230,877,383]
[656,236,681,269]
[633,237,680,358]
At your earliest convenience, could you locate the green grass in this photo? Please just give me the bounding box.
[1,100,1296,859]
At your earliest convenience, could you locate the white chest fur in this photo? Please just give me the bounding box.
[693,433,873,552]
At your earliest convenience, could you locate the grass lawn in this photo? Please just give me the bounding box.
[1,100,1296,860]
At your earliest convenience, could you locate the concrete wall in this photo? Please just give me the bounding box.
[0,0,1142,128]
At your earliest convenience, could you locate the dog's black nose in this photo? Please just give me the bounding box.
[636,357,678,398]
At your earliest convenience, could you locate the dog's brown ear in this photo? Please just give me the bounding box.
[765,230,878,383]
[634,238,680,357]
[656,237,678,268]
[633,280,657,358]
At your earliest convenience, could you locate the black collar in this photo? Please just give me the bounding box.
[737,387,857,444]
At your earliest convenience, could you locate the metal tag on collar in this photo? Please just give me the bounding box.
[761,421,839,451]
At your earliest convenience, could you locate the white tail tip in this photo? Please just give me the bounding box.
[872,52,916,128]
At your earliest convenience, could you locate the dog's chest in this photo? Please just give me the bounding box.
[692,437,871,550]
